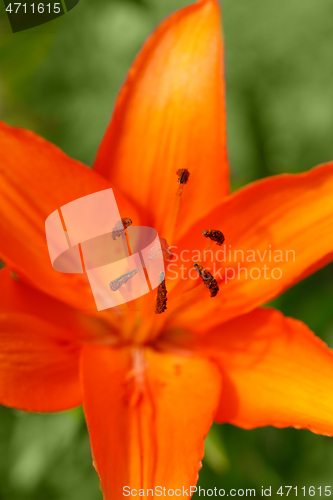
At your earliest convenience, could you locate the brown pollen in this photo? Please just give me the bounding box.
[112,218,132,240]
[109,268,139,292]
[155,272,168,314]
[202,229,225,246]
[147,238,174,262]
[193,263,219,298]
[176,169,190,185]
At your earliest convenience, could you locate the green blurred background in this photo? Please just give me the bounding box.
[1,0,333,498]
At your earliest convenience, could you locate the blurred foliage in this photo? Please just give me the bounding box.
[1,0,333,498]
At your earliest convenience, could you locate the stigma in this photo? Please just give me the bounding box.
[193,263,219,297]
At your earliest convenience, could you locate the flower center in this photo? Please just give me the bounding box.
[111,171,223,345]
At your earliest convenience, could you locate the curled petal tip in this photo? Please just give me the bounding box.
[196,0,220,10]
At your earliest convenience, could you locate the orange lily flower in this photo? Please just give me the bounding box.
[2,0,333,498]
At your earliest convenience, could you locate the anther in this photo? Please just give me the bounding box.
[160,238,174,261]
[176,169,190,185]
[155,272,168,314]
[147,238,174,262]
[193,263,219,297]
[109,268,139,292]
[202,229,225,246]
[112,218,132,240]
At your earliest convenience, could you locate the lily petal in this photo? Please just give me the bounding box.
[80,345,221,498]
[0,121,139,311]
[93,0,229,241]
[0,268,83,412]
[173,163,333,329]
[165,308,333,436]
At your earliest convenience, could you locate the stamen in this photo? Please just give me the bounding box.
[155,272,168,314]
[147,237,174,262]
[109,268,140,292]
[193,263,219,297]
[112,218,132,240]
[159,238,174,261]
[202,229,225,246]
[167,170,191,244]
[176,168,190,185]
